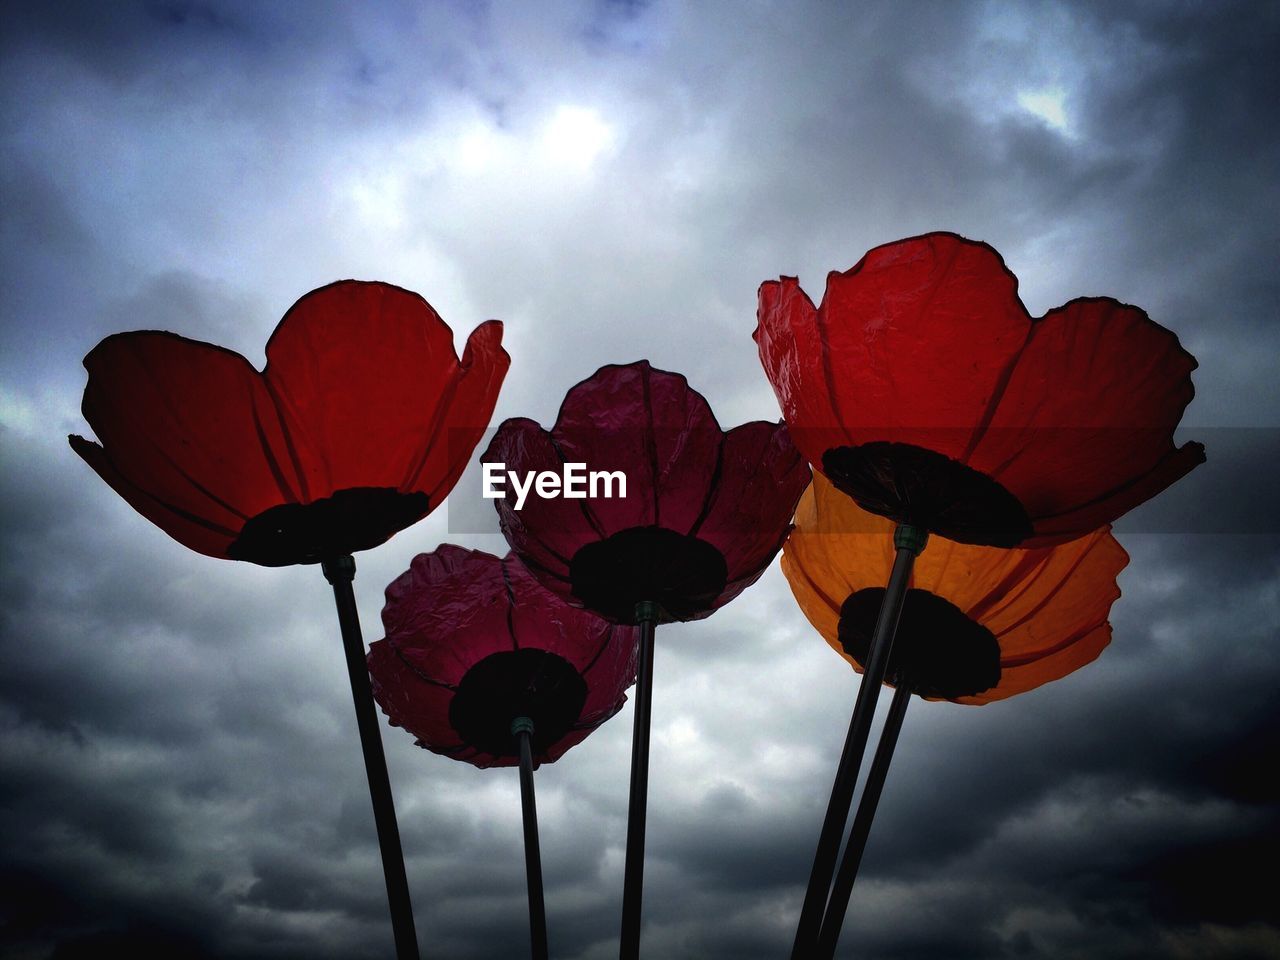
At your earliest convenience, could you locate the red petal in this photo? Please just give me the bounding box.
[812,233,1031,460]
[263,281,504,497]
[969,297,1204,537]
[506,555,638,724]
[550,361,724,535]
[367,638,459,756]
[694,421,810,589]
[482,418,589,590]
[69,435,237,559]
[754,276,847,470]
[405,319,510,501]
[73,330,298,551]
[381,545,514,688]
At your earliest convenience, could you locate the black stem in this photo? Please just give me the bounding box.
[814,682,912,958]
[620,603,659,960]
[789,525,925,959]
[322,555,420,960]
[516,722,550,960]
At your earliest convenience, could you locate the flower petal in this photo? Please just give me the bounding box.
[813,233,1032,459]
[550,361,723,535]
[368,637,459,756]
[373,546,636,767]
[263,280,472,495]
[970,297,1204,538]
[755,276,849,469]
[69,434,238,559]
[693,421,810,586]
[955,623,1111,705]
[507,556,637,723]
[73,330,299,550]
[381,545,514,688]
[405,318,510,501]
[483,418,589,588]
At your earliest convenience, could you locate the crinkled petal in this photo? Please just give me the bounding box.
[368,638,460,756]
[381,545,516,688]
[694,420,810,584]
[406,319,510,502]
[550,361,723,535]
[970,297,1204,536]
[754,276,849,470]
[815,233,1031,460]
[507,556,637,725]
[483,418,588,591]
[71,330,298,551]
[263,280,504,497]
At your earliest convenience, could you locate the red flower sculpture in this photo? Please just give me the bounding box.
[70,280,509,565]
[368,545,638,768]
[481,361,811,624]
[755,232,1204,547]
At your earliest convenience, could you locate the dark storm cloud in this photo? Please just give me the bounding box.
[2,1,1277,958]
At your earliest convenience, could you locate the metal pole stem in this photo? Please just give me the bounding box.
[790,524,926,958]
[620,601,661,960]
[814,681,912,959]
[514,718,549,960]
[322,555,420,960]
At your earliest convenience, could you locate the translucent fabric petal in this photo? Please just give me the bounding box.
[486,418,592,586]
[753,278,847,471]
[550,362,725,535]
[406,319,510,500]
[71,331,299,559]
[262,281,465,495]
[694,421,811,586]
[970,297,1204,545]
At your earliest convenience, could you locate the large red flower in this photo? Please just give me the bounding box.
[368,545,638,768]
[70,280,509,565]
[481,361,811,624]
[755,232,1204,547]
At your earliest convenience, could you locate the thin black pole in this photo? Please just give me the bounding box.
[513,717,549,960]
[620,600,660,960]
[814,681,912,959]
[789,524,926,959]
[322,555,420,960]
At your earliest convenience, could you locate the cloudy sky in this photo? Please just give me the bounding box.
[2,1,1278,958]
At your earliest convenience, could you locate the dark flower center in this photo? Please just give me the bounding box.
[839,587,1001,699]
[822,442,1033,547]
[449,649,587,758]
[569,526,728,623]
[228,487,430,566]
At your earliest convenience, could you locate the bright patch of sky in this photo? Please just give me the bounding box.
[1016,86,1073,135]
[540,104,614,168]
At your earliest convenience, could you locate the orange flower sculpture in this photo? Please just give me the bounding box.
[783,474,1129,704]
[786,475,1131,958]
